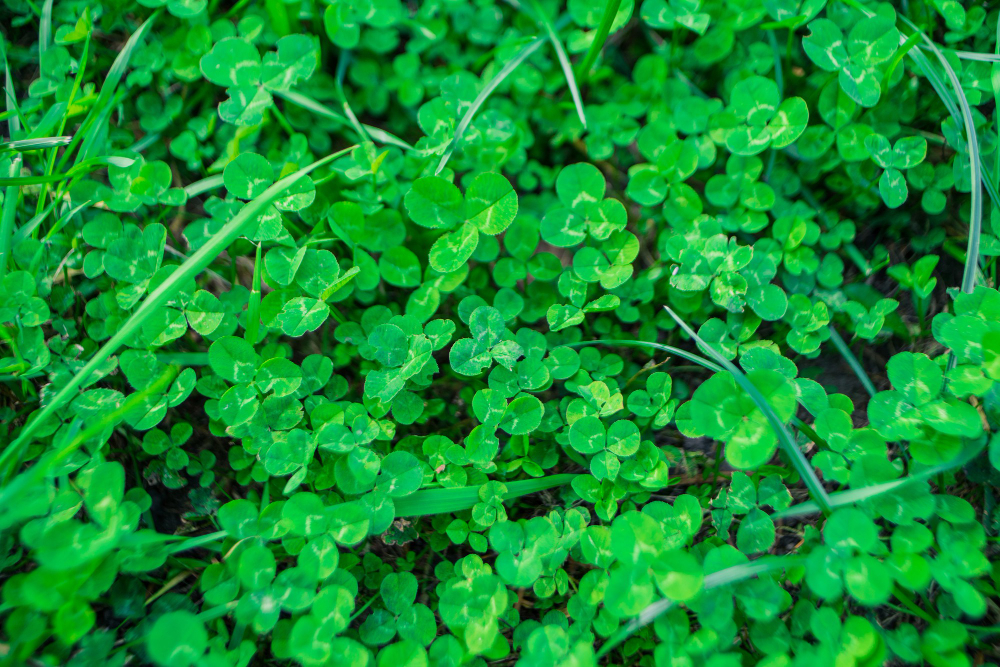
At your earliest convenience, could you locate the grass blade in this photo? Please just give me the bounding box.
[775,437,986,519]
[164,474,577,548]
[58,11,160,171]
[0,156,133,187]
[527,0,586,128]
[11,200,58,244]
[565,338,723,372]
[0,364,179,513]
[596,555,802,658]
[826,325,877,398]
[277,90,414,151]
[0,135,72,152]
[245,242,263,344]
[0,145,357,479]
[393,473,577,517]
[184,173,225,197]
[435,34,547,174]
[0,43,21,283]
[901,18,982,295]
[39,0,53,60]
[0,159,19,282]
[663,306,833,515]
[335,51,372,147]
[919,47,1000,62]
[575,0,623,82]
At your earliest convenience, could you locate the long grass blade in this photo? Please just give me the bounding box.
[0,145,357,479]
[393,473,577,517]
[527,0,586,128]
[0,43,21,283]
[277,90,414,151]
[435,35,547,174]
[0,136,72,152]
[596,556,802,658]
[0,155,133,187]
[574,0,623,82]
[901,18,982,295]
[245,242,263,344]
[565,339,724,372]
[0,364,179,510]
[335,51,372,147]
[826,325,877,398]
[58,11,160,171]
[184,173,225,197]
[837,3,1000,214]
[11,200,57,244]
[920,47,1000,62]
[775,437,986,519]
[39,0,53,61]
[663,306,833,515]
[993,12,1000,278]
[0,160,18,282]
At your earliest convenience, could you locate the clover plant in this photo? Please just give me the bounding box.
[2,0,1000,665]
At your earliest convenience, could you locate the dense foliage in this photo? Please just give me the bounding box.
[2,0,1000,664]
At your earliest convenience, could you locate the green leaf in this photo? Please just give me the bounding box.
[466,172,518,235]
[147,611,206,667]
[224,152,274,199]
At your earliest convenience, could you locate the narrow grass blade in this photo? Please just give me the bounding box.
[0,46,21,283]
[0,364,179,509]
[920,47,1000,62]
[245,242,263,344]
[0,136,72,152]
[663,306,833,515]
[435,35,547,174]
[0,159,19,282]
[393,473,577,517]
[59,11,160,170]
[565,339,724,372]
[11,200,58,244]
[163,474,577,547]
[184,173,225,197]
[993,12,1000,280]
[0,156,132,186]
[166,530,229,555]
[527,0,586,128]
[775,437,986,519]
[335,51,372,147]
[596,556,803,658]
[902,19,982,295]
[826,325,877,398]
[842,3,1000,213]
[277,90,414,151]
[39,0,53,60]
[0,145,357,479]
[128,131,160,153]
[575,0,623,82]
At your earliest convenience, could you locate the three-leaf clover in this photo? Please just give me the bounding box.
[802,8,900,107]
[201,35,318,125]
[404,172,518,273]
[715,75,809,156]
[541,163,627,247]
[449,306,523,376]
[864,133,927,208]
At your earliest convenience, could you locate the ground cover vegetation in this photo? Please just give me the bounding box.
[1,0,1000,664]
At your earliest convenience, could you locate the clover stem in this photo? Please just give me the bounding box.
[349,592,381,623]
[893,585,935,623]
